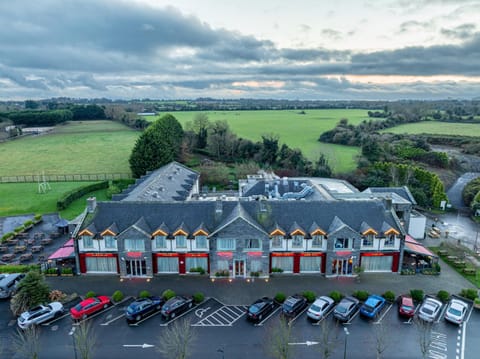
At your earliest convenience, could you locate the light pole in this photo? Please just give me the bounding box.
[68,327,78,359]
[217,345,225,359]
[343,327,350,359]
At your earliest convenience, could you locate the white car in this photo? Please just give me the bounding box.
[18,302,64,329]
[307,296,335,321]
[418,297,443,322]
[444,298,468,325]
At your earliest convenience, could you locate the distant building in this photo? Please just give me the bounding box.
[136,112,156,116]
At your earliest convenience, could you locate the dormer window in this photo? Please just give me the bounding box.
[292,235,303,248]
[196,235,207,249]
[362,234,374,247]
[155,235,167,249]
[385,234,395,247]
[176,235,186,248]
[104,235,116,249]
[311,235,324,248]
[82,235,93,248]
[272,235,283,248]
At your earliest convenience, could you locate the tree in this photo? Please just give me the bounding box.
[265,316,293,359]
[316,318,339,359]
[12,326,40,359]
[10,271,49,316]
[157,318,196,359]
[186,113,210,149]
[373,319,389,359]
[260,134,279,167]
[73,320,97,359]
[414,318,433,359]
[129,114,184,178]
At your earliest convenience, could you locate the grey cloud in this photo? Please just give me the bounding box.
[321,29,343,40]
[441,23,476,39]
[398,20,432,34]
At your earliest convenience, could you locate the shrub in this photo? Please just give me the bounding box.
[433,262,441,272]
[352,290,370,302]
[49,290,67,302]
[214,270,229,277]
[250,271,260,277]
[271,267,284,273]
[34,214,43,222]
[56,181,109,210]
[193,292,204,304]
[1,232,15,242]
[302,290,316,303]
[112,290,124,302]
[383,291,395,302]
[85,291,96,298]
[44,268,58,275]
[0,264,40,273]
[61,267,73,275]
[437,290,450,302]
[14,225,25,233]
[23,220,34,227]
[139,290,151,299]
[274,292,286,303]
[459,288,478,301]
[162,289,176,300]
[329,290,343,303]
[410,289,424,302]
[189,267,206,275]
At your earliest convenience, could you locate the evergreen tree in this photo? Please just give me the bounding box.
[129,114,184,178]
[10,271,50,316]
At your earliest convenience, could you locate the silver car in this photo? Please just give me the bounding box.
[18,302,64,329]
[307,296,335,321]
[418,297,442,322]
[444,298,468,325]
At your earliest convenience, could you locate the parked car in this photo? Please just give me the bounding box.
[360,295,386,319]
[161,296,193,320]
[444,298,469,325]
[246,297,275,322]
[333,296,359,322]
[397,295,415,318]
[18,302,64,329]
[418,297,443,322]
[70,296,111,320]
[282,294,308,317]
[307,296,335,321]
[125,296,165,323]
[0,273,26,299]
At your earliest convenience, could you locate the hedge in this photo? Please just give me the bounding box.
[0,265,40,273]
[56,181,109,210]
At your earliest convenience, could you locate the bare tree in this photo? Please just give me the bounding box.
[316,318,339,359]
[373,320,389,359]
[414,318,433,359]
[73,321,97,359]
[157,318,196,359]
[12,326,41,359]
[264,316,293,359]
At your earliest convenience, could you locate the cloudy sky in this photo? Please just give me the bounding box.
[1,0,480,100]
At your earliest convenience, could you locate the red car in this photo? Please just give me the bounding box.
[398,295,415,318]
[70,296,111,320]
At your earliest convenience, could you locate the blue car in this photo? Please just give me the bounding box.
[360,295,386,319]
[125,296,164,323]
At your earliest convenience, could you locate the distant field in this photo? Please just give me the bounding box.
[382,121,480,137]
[150,109,370,172]
[0,120,137,177]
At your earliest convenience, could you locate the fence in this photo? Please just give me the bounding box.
[0,173,132,183]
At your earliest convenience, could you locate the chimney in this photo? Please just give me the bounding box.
[385,196,392,211]
[215,197,223,214]
[87,197,97,213]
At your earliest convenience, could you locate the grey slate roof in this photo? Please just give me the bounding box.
[363,186,417,205]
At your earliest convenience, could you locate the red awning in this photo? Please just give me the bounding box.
[48,239,74,260]
[404,235,437,258]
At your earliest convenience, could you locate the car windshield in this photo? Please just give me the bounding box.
[363,305,374,313]
[336,304,347,313]
[310,304,321,312]
[283,302,294,311]
[127,304,140,314]
[249,304,262,314]
[401,305,413,311]
[448,307,462,317]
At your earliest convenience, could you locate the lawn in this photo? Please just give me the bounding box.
[151,109,370,172]
[0,181,108,218]
[381,121,480,137]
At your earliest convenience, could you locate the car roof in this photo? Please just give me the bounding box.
[366,295,384,305]
[424,297,442,306]
[401,296,414,304]
[450,299,468,310]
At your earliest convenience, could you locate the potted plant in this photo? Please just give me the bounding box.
[44,268,59,276]
[33,214,43,224]
[61,267,74,276]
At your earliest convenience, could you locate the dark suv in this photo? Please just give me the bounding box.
[282,295,307,317]
[160,296,193,320]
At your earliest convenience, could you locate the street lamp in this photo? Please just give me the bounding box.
[217,345,225,359]
[68,327,78,359]
[343,327,350,359]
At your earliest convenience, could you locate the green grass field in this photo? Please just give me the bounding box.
[382,121,480,137]
[152,109,370,172]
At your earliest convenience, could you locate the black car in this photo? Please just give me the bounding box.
[282,295,307,317]
[125,296,165,323]
[333,296,359,322]
[160,296,194,320]
[247,297,275,322]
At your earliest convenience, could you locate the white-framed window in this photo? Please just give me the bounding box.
[124,239,145,251]
[362,255,393,272]
[300,256,321,272]
[195,235,207,249]
[155,235,167,249]
[104,235,116,249]
[176,235,187,248]
[271,256,293,272]
[384,234,395,247]
[271,235,283,248]
[217,259,229,271]
[217,238,235,250]
[250,259,263,272]
[82,235,93,249]
[157,257,178,272]
[186,257,208,272]
[311,235,324,248]
[292,235,303,248]
[245,238,261,250]
[85,257,117,272]
[362,234,374,247]
[334,238,350,249]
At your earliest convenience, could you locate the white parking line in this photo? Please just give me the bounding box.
[192,305,247,327]
[41,312,70,326]
[159,306,195,327]
[100,313,125,326]
[310,307,335,326]
[287,306,309,325]
[373,303,393,324]
[255,306,281,327]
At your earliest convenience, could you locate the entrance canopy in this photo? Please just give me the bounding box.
[404,235,437,258]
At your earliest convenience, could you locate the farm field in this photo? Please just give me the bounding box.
[150,109,370,172]
[381,121,480,137]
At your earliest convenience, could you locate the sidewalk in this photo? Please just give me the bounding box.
[45,261,474,305]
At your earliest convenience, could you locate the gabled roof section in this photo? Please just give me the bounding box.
[193,222,209,236]
[78,223,96,237]
[119,161,199,202]
[132,217,151,237]
[328,216,353,235]
[152,222,169,237]
[309,221,326,236]
[360,221,378,236]
[173,222,189,236]
[289,221,306,236]
[101,222,118,236]
[270,222,286,236]
[210,203,267,237]
[381,221,400,236]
